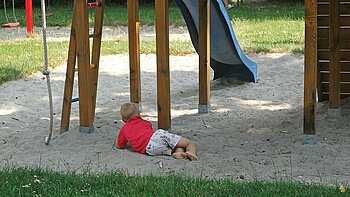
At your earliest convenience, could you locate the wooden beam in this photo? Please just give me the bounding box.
[304,0,317,135]
[128,0,141,105]
[60,1,78,133]
[90,0,105,122]
[75,0,94,133]
[155,0,170,130]
[329,0,341,109]
[198,0,210,114]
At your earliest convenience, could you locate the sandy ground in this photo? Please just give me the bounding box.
[1,26,350,186]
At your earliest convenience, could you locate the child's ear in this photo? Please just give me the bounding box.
[122,118,127,123]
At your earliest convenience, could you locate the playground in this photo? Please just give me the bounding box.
[0,0,350,187]
[1,45,350,184]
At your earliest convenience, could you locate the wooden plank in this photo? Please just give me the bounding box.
[329,0,341,108]
[318,16,350,26]
[75,0,94,131]
[321,82,350,93]
[90,0,105,123]
[317,27,350,40]
[304,0,317,135]
[319,61,350,71]
[318,3,350,15]
[318,0,350,3]
[127,0,141,105]
[317,3,329,15]
[318,50,350,61]
[317,38,350,49]
[340,3,350,14]
[155,0,170,130]
[320,72,350,82]
[60,1,78,133]
[198,0,210,113]
[319,93,350,100]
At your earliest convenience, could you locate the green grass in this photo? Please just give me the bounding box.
[1,4,185,27]
[0,38,194,84]
[0,2,305,84]
[0,167,348,197]
[0,40,68,83]
[229,1,304,53]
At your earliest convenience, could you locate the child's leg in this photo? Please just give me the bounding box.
[176,138,198,161]
[172,147,187,159]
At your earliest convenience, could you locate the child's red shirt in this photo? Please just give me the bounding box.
[117,116,154,153]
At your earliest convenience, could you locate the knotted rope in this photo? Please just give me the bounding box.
[40,0,54,145]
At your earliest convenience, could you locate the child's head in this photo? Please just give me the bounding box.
[120,102,139,122]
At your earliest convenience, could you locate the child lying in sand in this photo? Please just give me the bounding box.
[116,102,198,161]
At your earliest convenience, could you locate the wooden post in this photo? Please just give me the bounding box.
[328,0,340,116]
[128,0,141,106]
[90,0,105,121]
[303,0,317,135]
[198,0,210,113]
[75,0,94,133]
[60,1,78,133]
[155,0,171,130]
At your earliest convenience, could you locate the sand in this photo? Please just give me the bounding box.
[1,27,350,186]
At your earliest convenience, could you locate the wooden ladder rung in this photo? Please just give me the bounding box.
[71,98,80,103]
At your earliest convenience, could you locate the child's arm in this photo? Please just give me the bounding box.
[116,142,125,149]
[116,130,127,149]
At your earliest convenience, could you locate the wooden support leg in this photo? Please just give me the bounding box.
[303,0,317,135]
[155,0,171,130]
[90,0,105,122]
[328,0,341,118]
[128,0,141,108]
[60,1,78,133]
[198,0,211,114]
[75,0,94,133]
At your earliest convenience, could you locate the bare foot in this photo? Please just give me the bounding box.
[186,151,198,161]
[172,152,187,160]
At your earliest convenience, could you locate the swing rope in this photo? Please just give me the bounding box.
[40,0,54,145]
[3,0,18,22]
[11,0,18,22]
[2,0,19,27]
[3,0,9,23]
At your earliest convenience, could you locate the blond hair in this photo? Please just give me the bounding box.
[120,102,139,121]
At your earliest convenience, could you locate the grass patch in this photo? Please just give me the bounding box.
[228,2,304,53]
[0,39,194,84]
[0,40,68,84]
[0,5,185,27]
[0,2,304,81]
[0,167,348,196]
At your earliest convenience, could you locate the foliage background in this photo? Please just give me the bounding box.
[1,0,304,8]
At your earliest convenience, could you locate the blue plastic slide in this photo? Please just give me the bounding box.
[174,0,257,82]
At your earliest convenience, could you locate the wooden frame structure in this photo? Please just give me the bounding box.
[60,0,104,133]
[127,0,210,130]
[62,0,349,135]
[60,0,209,132]
[304,0,350,134]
